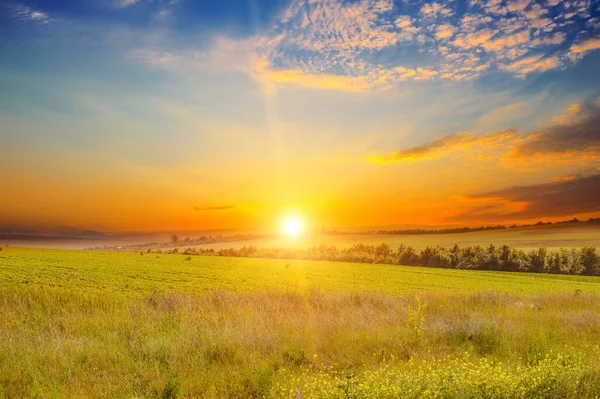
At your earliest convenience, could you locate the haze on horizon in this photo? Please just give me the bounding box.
[1,0,600,235]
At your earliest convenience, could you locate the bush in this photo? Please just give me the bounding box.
[580,247,600,276]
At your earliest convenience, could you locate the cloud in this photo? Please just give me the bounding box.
[116,0,138,7]
[420,2,453,18]
[249,57,379,92]
[435,24,456,39]
[7,4,50,23]
[452,174,600,221]
[30,11,47,20]
[506,0,531,13]
[569,37,600,59]
[116,0,179,7]
[0,225,107,238]
[370,133,474,163]
[531,32,565,46]
[476,100,533,129]
[372,101,600,164]
[370,130,521,163]
[501,54,560,76]
[194,205,235,211]
[513,103,600,157]
[552,174,583,182]
[135,0,600,92]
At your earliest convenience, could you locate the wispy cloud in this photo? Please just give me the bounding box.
[514,100,600,157]
[371,100,600,164]
[569,37,600,59]
[370,130,523,163]
[450,174,600,222]
[7,4,51,23]
[116,0,139,8]
[134,0,600,92]
[115,0,179,8]
[194,205,235,211]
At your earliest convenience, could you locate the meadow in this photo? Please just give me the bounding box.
[2,247,600,398]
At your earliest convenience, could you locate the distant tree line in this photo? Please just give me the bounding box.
[321,217,600,236]
[151,243,600,276]
[375,225,509,235]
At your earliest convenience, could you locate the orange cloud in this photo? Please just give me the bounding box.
[194,205,236,211]
[513,103,600,157]
[259,68,374,92]
[506,0,530,12]
[370,130,521,163]
[501,54,560,76]
[552,174,581,182]
[570,38,600,55]
[435,24,456,39]
[453,30,494,49]
[372,101,600,166]
[449,174,600,223]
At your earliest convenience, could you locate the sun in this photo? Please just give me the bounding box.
[283,216,304,237]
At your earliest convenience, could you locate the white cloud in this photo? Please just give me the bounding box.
[134,0,600,92]
[116,0,139,7]
[8,5,50,23]
[30,11,47,20]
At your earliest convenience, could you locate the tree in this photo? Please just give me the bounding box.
[170,234,179,244]
[528,247,548,273]
[580,247,599,276]
[397,245,419,266]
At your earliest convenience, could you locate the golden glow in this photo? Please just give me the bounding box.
[3,102,600,233]
[282,216,304,237]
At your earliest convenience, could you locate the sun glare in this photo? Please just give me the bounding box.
[283,216,304,237]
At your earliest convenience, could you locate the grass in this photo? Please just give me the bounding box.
[3,247,600,295]
[2,247,600,397]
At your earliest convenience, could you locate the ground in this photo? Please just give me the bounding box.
[1,247,600,398]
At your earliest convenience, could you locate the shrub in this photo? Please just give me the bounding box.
[580,246,600,275]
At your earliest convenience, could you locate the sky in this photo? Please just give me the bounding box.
[1,0,600,234]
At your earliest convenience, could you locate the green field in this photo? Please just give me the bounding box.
[2,247,600,398]
[4,247,600,295]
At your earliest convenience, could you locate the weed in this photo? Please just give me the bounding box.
[407,297,427,342]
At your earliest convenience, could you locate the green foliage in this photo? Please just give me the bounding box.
[172,243,600,276]
[336,365,359,399]
[407,297,427,343]
[580,247,600,275]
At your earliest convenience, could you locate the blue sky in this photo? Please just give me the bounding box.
[1,0,600,232]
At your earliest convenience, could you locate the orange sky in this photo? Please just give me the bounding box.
[2,0,600,234]
[2,99,600,234]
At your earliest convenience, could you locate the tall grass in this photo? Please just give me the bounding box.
[1,285,600,398]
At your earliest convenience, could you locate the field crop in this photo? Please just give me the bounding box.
[3,247,600,295]
[1,247,600,398]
